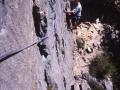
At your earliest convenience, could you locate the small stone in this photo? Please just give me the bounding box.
[88,35,92,40]
[88,47,91,52]
[41,20,46,27]
[74,75,81,80]
[111,33,116,39]
[40,11,45,20]
[96,18,100,24]
[96,42,100,45]
[115,30,119,35]
[100,39,103,42]
[79,49,84,55]
[82,57,86,62]
[91,31,94,33]
[86,47,93,53]
[93,43,97,47]
[98,45,101,51]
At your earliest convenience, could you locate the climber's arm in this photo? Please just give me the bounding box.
[63,10,73,13]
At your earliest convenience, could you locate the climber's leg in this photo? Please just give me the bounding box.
[72,14,78,29]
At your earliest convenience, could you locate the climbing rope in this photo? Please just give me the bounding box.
[0,28,56,61]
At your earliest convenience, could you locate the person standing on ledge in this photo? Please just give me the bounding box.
[63,0,82,30]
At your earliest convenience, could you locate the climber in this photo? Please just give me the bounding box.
[63,0,82,30]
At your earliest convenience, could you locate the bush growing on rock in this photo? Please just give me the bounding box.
[76,38,85,49]
[89,54,116,79]
[88,80,104,90]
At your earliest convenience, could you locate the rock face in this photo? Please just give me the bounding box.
[0,0,73,90]
[103,80,113,90]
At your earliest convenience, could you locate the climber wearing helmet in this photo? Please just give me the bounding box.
[63,0,82,30]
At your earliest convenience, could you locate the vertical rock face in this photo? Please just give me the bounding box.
[0,0,37,90]
[0,0,73,90]
[34,0,73,90]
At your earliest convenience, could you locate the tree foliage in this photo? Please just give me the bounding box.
[89,54,116,79]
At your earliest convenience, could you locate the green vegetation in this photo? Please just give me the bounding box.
[76,38,85,49]
[89,54,116,79]
[112,72,120,90]
[88,80,104,90]
[101,49,120,89]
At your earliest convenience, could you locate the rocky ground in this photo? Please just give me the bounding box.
[70,19,114,90]
[72,20,104,76]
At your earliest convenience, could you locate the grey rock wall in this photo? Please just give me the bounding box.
[0,0,37,90]
[0,0,73,90]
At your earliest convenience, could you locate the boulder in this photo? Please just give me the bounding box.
[103,80,113,90]
[81,80,91,90]
[74,83,80,90]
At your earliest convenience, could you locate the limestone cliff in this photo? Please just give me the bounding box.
[1,0,120,90]
[0,0,73,90]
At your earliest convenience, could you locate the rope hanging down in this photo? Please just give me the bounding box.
[0,29,56,61]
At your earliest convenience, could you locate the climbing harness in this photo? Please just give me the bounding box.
[0,28,56,61]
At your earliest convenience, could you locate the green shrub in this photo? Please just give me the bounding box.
[112,72,120,90]
[89,54,116,79]
[88,80,104,90]
[76,38,85,49]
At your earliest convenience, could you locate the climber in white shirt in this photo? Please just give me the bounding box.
[63,0,82,30]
